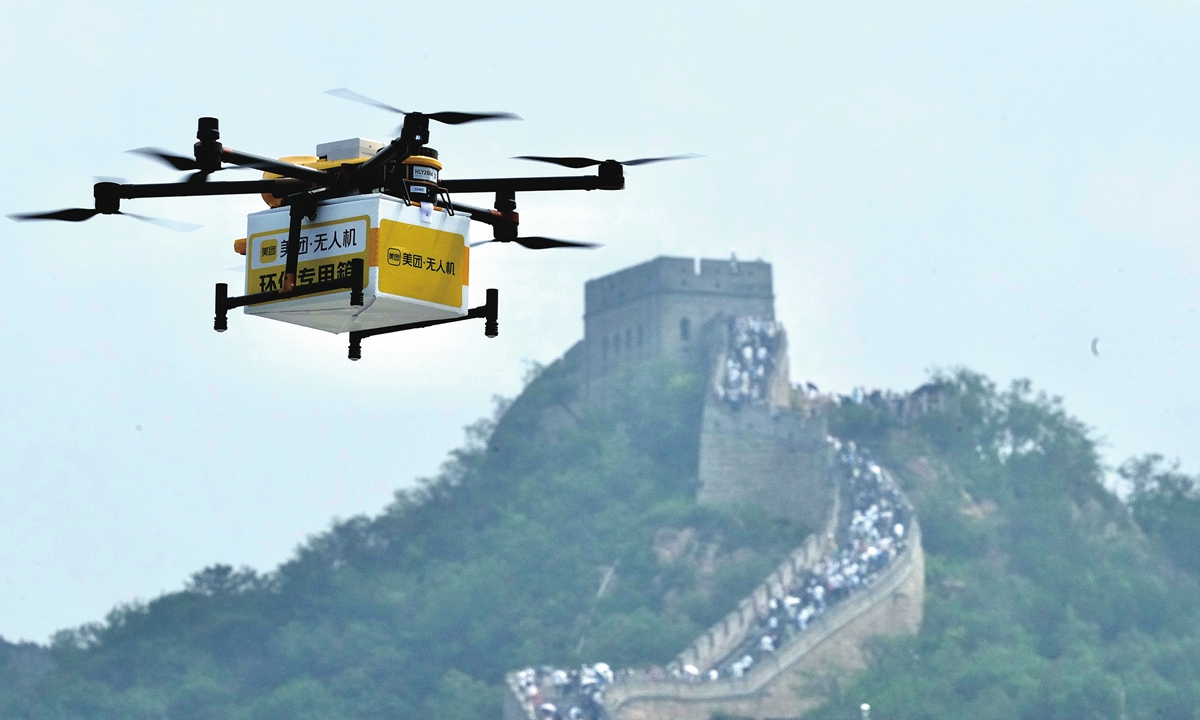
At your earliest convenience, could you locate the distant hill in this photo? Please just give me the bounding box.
[805,371,1200,720]
[0,358,811,720]
[4,362,1200,720]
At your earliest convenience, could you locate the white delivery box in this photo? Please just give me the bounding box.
[244,193,470,333]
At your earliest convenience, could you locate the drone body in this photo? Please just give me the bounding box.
[9,89,695,360]
[242,191,470,335]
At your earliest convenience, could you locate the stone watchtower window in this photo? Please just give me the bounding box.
[680,317,691,341]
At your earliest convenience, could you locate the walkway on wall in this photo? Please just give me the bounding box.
[505,320,924,720]
[507,460,922,720]
[602,523,922,714]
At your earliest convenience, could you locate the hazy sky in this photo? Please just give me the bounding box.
[3,1,1199,642]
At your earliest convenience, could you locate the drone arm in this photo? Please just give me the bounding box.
[219,149,332,185]
[84,178,310,217]
[447,201,517,227]
[106,178,310,201]
[350,138,412,189]
[440,172,623,194]
[355,139,403,177]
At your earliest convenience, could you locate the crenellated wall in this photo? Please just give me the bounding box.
[604,522,925,720]
[582,256,774,402]
[602,323,922,719]
[696,327,832,528]
[504,257,924,720]
[669,490,840,676]
[696,403,832,529]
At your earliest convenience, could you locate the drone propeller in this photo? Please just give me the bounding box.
[325,88,522,127]
[471,236,600,250]
[129,147,199,172]
[128,147,314,183]
[513,154,701,169]
[9,208,100,222]
[8,208,202,233]
[129,147,226,182]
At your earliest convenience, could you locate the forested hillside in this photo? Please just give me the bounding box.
[0,359,810,720]
[4,361,1200,720]
[808,372,1200,720]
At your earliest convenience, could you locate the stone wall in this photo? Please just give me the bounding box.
[505,256,925,720]
[695,324,831,528]
[604,523,925,720]
[506,492,925,720]
[696,399,832,530]
[669,491,840,676]
[583,257,774,402]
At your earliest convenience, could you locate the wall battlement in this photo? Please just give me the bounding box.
[584,257,774,316]
[505,257,924,720]
[668,490,841,677]
[582,257,774,400]
[605,523,925,720]
[696,320,830,527]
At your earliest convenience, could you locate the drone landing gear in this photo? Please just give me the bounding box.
[347,288,498,361]
[213,258,365,332]
[213,274,497,360]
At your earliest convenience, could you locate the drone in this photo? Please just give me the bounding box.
[9,89,695,360]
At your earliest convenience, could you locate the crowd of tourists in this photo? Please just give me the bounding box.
[510,436,913,715]
[714,317,782,408]
[513,663,614,720]
[702,436,909,682]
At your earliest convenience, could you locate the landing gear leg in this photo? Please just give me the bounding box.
[347,288,499,361]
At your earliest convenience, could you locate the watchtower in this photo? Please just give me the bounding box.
[582,256,774,399]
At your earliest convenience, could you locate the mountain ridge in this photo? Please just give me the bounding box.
[3,364,1200,720]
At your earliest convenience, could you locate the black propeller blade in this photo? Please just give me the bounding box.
[128,147,281,183]
[129,147,199,172]
[513,154,701,169]
[471,236,601,250]
[9,208,100,222]
[325,88,521,126]
[426,111,523,126]
[129,147,221,182]
[8,208,202,233]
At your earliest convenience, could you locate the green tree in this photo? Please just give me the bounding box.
[1124,454,1200,577]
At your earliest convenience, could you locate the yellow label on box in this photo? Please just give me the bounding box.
[247,253,368,295]
[246,216,369,300]
[377,219,466,307]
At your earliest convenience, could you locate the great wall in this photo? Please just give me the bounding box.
[503,257,926,720]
